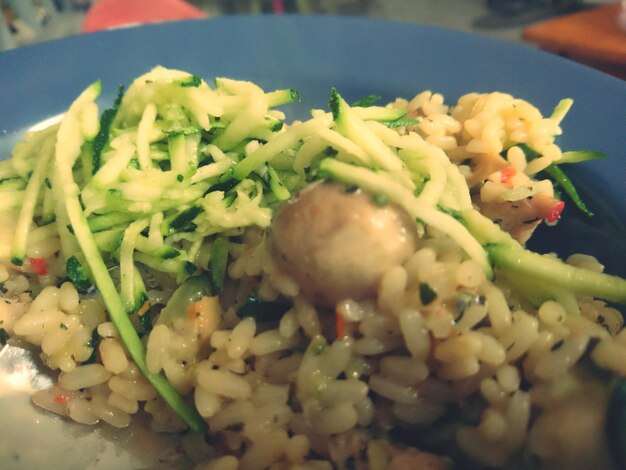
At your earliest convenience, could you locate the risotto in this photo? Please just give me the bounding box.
[0,67,625,469]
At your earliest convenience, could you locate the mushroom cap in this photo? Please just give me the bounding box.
[269,182,418,307]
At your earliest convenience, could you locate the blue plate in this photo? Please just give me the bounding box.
[0,15,624,468]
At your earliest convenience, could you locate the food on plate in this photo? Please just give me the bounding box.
[1,66,625,469]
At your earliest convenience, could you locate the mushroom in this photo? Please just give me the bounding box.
[268,181,418,307]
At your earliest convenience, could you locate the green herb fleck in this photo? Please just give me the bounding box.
[419,282,437,305]
[83,329,100,364]
[66,256,94,294]
[236,296,291,323]
[138,310,153,337]
[183,261,197,277]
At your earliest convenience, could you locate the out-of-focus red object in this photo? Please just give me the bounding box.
[522,3,626,80]
[82,0,207,33]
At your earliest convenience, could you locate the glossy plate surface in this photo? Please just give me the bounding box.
[0,15,624,469]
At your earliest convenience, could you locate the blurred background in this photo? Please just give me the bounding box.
[1,0,624,78]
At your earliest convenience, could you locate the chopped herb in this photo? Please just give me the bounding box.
[183,261,197,277]
[236,296,291,323]
[59,323,68,330]
[83,329,100,364]
[177,174,184,182]
[44,178,52,189]
[66,256,94,294]
[419,282,437,305]
[138,310,153,337]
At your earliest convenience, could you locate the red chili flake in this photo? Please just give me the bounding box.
[545,200,565,223]
[500,166,517,185]
[335,307,345,339]
[54,394,68,404]
[29,257,48,276]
